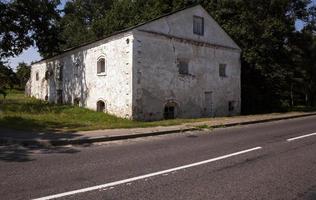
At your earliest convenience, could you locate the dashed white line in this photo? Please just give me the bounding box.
[287,132,316,142]
[33,146,262,200]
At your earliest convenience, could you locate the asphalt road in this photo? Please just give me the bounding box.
[1,115,316,200]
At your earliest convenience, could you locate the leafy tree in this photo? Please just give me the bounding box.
[0,61,17,89]
[16,62,31,89]
[0,0,62,59]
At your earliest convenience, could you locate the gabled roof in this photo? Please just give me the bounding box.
[33,4,239,65]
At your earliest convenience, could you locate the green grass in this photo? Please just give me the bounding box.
[0,90,209,132]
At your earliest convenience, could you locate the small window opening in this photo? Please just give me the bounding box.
[193,16,204,36]
[164,103,177,119]
[219,64,227,77]
[36,72,39,81]
[97,57,106,74]
[45,70,50,80]
[74,98,80,106]
[56,63,63,81]
[178,60,189,75]
[57,90,63,104]
[97,100,105,112]
[74,58,80,76]
[229,101,235,112]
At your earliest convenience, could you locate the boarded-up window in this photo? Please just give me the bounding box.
[178,60,189,75]
[97,57,106,74]
[219,64,227,77]
[193,16,204,36]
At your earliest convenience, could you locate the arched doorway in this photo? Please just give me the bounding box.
[164,102,178,119]
[96,100,106,112]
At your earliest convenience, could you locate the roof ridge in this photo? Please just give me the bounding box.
[33,3,201,64]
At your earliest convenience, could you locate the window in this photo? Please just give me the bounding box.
[97,57,106,74]
[193,16,204,36]
[74,58,80,76]
[219,64,227,77]
[56,63,63,81]
[35,72,39,81]
[178,60,189,75]
[45,70,51,80]
[229,101,235,112]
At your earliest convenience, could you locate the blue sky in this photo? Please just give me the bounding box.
[7,0,316,70]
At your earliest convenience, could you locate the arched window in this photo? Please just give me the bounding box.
[97,57,106,74]
[96,100,106,112]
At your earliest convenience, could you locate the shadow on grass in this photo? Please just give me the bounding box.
[0,116,85,134]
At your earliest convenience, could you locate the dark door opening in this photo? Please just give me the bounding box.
[97,101,105,112]
[164,105,175,119]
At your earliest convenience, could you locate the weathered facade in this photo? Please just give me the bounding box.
[28,5,241,121]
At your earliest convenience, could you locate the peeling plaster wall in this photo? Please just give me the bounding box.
[30,33,133,118]
[132,32,241,121]
[30,63,48,100]
[30,5,241,121]
[138,5,240,51]
[131,5,241,121]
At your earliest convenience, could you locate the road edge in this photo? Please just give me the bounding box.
[1,112,316,147]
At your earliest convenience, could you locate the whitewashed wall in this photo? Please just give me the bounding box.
[131,5,241,120]
[30,32,134,118]
[30,5,241,121]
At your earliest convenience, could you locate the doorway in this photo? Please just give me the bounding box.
[204,91,213,117]
[97,100,106,112]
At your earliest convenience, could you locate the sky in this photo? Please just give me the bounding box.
[6,0,316,70]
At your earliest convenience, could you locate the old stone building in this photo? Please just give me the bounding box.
[28,5,241,121]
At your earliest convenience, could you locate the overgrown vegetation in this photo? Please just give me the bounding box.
[0,90,209,132]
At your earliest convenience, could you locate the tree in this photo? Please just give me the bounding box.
[0,0,62,59]
[15,62,31,89]
[0,61,17,89]
[197,0,313,113]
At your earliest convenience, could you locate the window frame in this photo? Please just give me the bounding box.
[97,56,106,76]
[193,16,204,36]
[35,72,39,81]
[219,63,227,77]
[177,59,189,75]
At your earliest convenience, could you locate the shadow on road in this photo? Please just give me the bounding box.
[0,127,89,162]
[0,144,83,162]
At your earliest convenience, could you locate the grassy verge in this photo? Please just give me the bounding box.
[0,90,208,132]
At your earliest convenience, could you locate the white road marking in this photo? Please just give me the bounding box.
[33,146,262,200]
[287,132,316,142]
